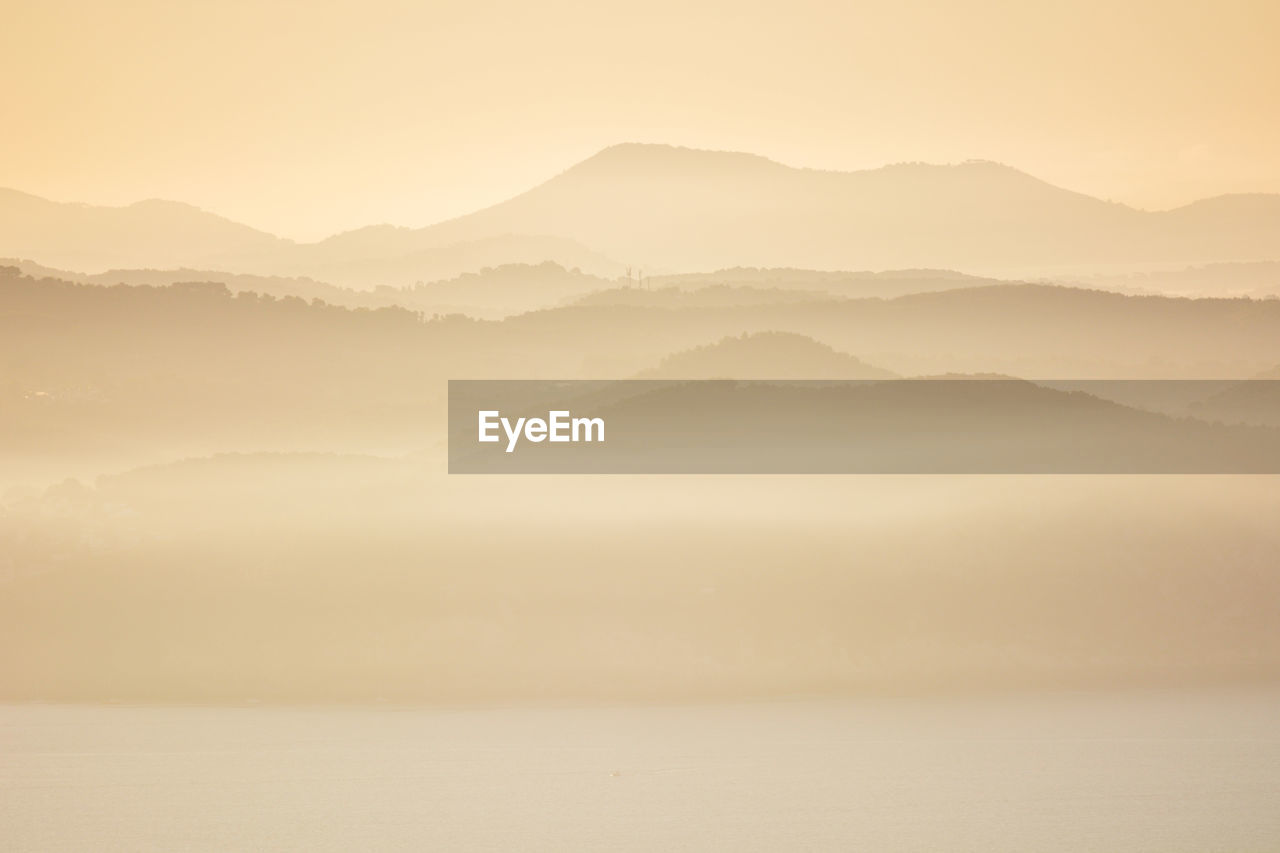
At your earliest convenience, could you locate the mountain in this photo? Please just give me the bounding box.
[392,261,617,316]
[0,188,287,271]
[4,144,1279,282]
[1189,375,1280,426]
[12,266,1280,485]
[408,144,1280,273]
[4,256,1020,317]
[0,257,353,302]
[0,189,621,285]
[495,283,1280,378]
[637,331,896,379]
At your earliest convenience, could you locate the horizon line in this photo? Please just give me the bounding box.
[4,142,1280,244]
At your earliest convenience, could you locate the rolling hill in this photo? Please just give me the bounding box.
[408,144,1280,273]
[0,188,620,285]
[0,187,285,271]
[5,144,1279,283]
[637,331,896,379]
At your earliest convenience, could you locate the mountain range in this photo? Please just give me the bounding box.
[4,144,1279,284]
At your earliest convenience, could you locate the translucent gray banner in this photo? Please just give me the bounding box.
[448,379,1280,473]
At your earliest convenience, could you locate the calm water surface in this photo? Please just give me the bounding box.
[3,689,1279,851]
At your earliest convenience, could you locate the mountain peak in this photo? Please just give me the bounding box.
[564,146,1059,193]
[640,331,896,380]
[569,143,784,176]
[128,197,210,214]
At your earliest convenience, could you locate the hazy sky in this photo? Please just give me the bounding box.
[5,0,1278,240]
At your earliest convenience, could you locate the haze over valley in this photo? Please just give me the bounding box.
[7,0,1280,847]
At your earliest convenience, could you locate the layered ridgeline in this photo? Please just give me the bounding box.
[7,265,1280,483]
[4,145,1280,284]
[0,187,621,285]
[1,258,1012,317]
[2,258,623,319]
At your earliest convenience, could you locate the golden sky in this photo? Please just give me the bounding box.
[5,0,1278,240]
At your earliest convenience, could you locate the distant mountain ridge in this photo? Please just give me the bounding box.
[0,189,622,286]
[420,144,1280,272]
[4,144,1279,282]
[0,187,284,271]
[637,331,897,380]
